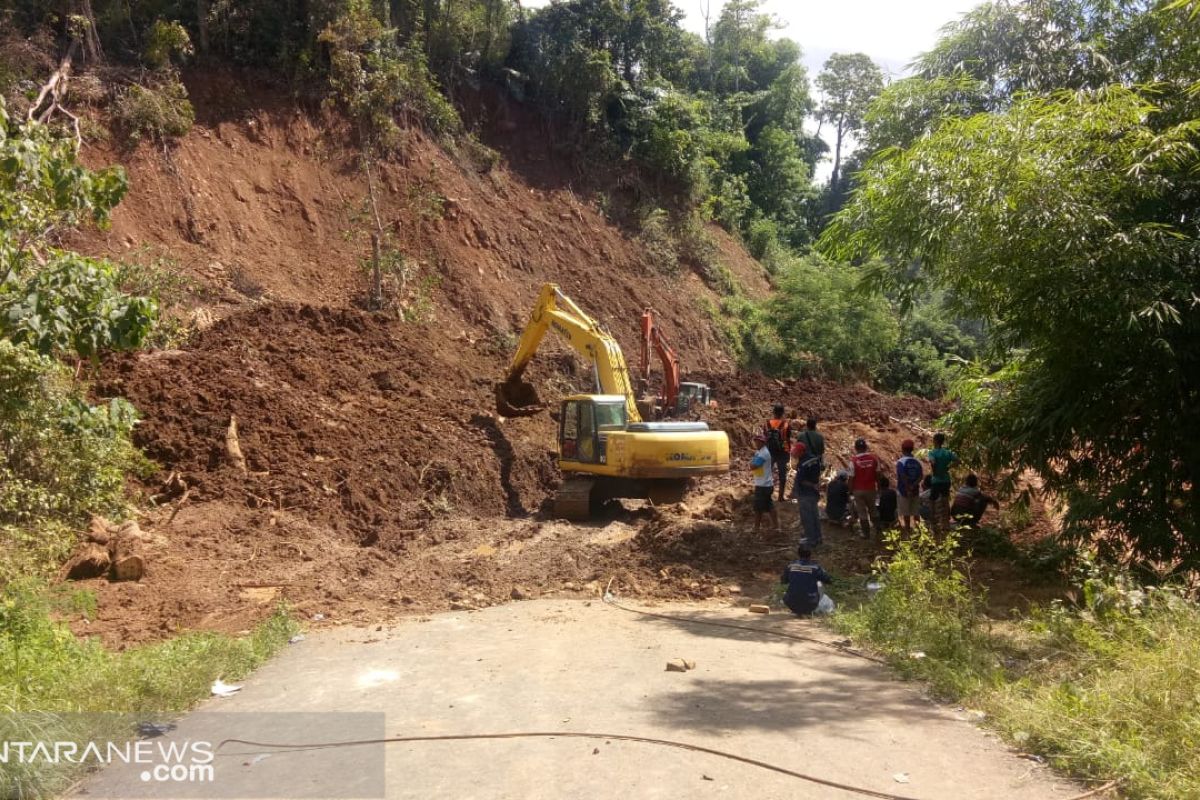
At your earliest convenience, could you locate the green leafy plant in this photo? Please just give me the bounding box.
[1,254,157,359]
[142,19,194,69]
[835,527,1000,697]
[0,341,146,581]
[824,85,1200,570]
[111,79,195,142]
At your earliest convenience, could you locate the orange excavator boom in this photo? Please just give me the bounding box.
[640,309,681,412]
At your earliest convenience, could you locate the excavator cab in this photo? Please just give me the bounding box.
[675,382,711,415]
[560,396,626,465]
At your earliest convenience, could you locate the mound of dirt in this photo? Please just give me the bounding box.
[64,69,973,647]
[99,304,562,544]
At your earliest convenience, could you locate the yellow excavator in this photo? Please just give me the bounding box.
[496,283,730,519]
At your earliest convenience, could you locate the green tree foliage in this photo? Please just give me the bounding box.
[815,52,883,191]
[749,252,898,377]
[0,340,142,536]
[1,99,155,360]
[824,84,1200,569]
[875,302,980,398]
[511,0,822,243]
[746,124,818,247]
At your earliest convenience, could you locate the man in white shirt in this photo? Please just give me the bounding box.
[750,433,779,534]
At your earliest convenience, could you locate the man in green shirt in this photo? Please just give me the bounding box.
[796,416,825,467]
[926,432,958,534]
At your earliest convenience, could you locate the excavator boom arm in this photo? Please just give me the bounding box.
[498,284,642,423]
[640,308,682,411]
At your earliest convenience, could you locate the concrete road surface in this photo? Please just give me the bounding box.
[78,600,1081,800]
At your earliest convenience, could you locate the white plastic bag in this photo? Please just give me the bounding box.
[816,593,835,615]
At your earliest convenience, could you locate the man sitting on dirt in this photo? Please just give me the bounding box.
[763,404,792,502]
[825,469,851,524]
[750,433,780,534]
[780,545,835,616]
[789,441,823,546]
[848,438,882,540]
[895,439,924,535]
[951,474,1000,528]
[918,475,934,525]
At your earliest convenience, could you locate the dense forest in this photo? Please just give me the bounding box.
[1,0,1197,567]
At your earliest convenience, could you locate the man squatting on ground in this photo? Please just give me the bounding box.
[781,545,834,616]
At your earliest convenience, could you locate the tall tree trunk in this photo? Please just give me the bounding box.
[831,119,844,190]
[75,0,104,63]
[196,0,210,55]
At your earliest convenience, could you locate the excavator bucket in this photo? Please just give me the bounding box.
[495,378,544,418]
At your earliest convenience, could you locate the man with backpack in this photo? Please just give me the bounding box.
[789,440,823,546]
[895,439,924,535]
[796,416,825,468]
[763,404,792,502]
[847,437,881,540]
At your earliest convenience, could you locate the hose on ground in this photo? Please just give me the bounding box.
[215,733,1118,800]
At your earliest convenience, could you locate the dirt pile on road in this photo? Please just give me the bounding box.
[99,303,561,543]
[65,69,964,647]
[82,298,948,647]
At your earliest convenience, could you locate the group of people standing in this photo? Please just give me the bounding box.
[749,405,998,544]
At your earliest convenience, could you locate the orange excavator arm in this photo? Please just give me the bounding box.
[640,309,681,412]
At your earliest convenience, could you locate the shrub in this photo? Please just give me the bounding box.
[142,20,193,69]
[874,304,980,398]
[759,253,899,378]
[0,341,146,581]
[994,584,1200,799]
[112,78,194,142]
[636,207,679,274]
[1,254,158,359]
[835,528,1001,697]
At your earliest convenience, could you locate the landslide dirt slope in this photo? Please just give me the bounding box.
[71,70,953,646]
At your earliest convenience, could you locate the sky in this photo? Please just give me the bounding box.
[519,0,981,179]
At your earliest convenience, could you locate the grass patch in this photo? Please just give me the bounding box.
[0,580,298,798]
[833,530,1200,799]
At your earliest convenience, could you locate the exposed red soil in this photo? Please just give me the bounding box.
[82,297,952,646]
[57,70,1056,648]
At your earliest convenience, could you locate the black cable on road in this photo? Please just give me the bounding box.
[218,731,923,800]
[216,733,1118,800]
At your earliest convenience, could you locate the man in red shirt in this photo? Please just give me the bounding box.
[848,437,881,540]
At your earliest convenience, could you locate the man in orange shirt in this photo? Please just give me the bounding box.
[762,404,792,502]
[847,437,881,540]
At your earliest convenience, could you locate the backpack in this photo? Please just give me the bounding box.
[765,421,787,456]
[898,455,923,496]
[799,429,824,466]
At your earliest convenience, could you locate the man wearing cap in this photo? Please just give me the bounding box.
[848,437,881,540]
[895,439,924,535]
[749,433,779,534]
[790,440,823,546]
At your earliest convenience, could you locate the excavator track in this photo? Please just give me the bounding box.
[554,478,595,520]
